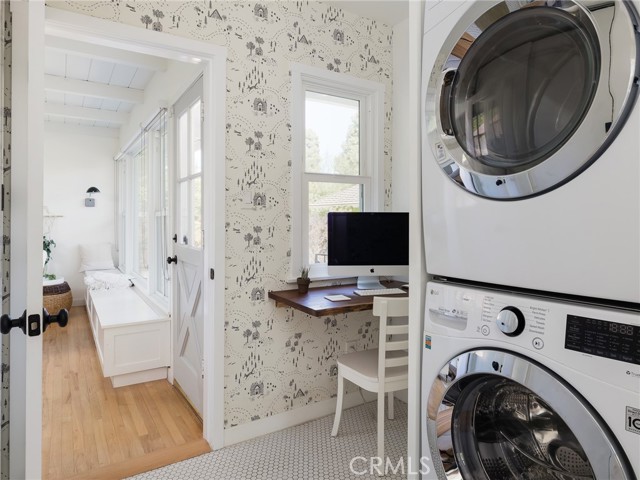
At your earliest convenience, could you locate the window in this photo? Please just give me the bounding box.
[175,95,203,249]
[115,109,169,300]
[291,64,385,279]
[133,146,149,279]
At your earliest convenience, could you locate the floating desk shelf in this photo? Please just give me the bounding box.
[268,280,407,317]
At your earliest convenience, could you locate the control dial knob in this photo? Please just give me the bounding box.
[496,306,525,337]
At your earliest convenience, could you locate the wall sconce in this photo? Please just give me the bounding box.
[85,187,100,207]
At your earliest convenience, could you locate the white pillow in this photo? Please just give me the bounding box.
[79,243,115,272]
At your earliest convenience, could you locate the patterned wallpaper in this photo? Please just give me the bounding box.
[50,1,394,428]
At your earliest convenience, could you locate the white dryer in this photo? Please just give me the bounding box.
[421,281,640,479]
[421,0,640,303]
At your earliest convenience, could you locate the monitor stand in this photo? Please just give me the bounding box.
[356,276,384,290]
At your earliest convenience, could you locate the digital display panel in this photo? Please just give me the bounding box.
[565,315,640,365]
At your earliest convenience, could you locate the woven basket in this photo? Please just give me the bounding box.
[43,282,72,312]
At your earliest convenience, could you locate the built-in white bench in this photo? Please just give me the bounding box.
[85,287,170,388]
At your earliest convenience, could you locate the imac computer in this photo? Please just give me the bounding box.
[327,212,409,289]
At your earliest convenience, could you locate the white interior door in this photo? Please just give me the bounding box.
[172,77,205,415]
[8,1,45,478]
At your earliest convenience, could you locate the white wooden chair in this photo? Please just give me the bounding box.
[331,296,409,461]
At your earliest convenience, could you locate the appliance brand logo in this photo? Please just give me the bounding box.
[625,370,640,378]
[626,406,640,435]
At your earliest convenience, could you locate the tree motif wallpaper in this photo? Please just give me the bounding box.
[51,0,394,428]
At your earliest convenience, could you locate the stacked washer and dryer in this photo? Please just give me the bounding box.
[420,1,640,479]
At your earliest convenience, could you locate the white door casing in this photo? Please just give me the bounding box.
[10,1,45,478]
[172,77,205,416]
[5,10,226,474]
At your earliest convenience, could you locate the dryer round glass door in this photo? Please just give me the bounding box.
[424,0,640,199]
[425,350,634,479]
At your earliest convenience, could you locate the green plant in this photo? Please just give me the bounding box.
[299,266,309,280]
[43,235,56,266]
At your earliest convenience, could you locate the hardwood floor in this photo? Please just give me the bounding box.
[42,306,209,480]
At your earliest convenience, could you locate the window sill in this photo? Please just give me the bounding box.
[286,263,356,285]
[285,274,357,285]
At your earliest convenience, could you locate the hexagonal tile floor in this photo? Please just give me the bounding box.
[128,399,408,479]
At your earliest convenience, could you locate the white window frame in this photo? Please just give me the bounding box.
[115,156,128,272]
[132,145,149,283]
[115,110,170,307]
[148,115,170,300]
[290,63,385,281]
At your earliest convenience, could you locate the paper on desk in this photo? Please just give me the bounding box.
[324,294,351,302]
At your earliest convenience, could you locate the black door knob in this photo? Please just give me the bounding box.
[42,308,69,332]
[0,311,26,335]
[167,255,178,264]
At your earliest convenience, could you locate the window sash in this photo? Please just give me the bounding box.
[302,175,371,268]
[290,63,385,280]
[115,109,169,300]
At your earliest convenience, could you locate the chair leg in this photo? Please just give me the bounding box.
[377,390,385,471]
[331,374,345,437]
[387,391,394,419]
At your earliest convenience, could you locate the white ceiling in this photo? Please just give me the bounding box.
[44,35,165,133]
[326,0,409,26]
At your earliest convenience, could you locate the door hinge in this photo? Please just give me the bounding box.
[200,102,205,122]
[201,359,205,379]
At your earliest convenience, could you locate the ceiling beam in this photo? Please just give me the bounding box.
[46,35,167,72]
[45,103,128,124]
[45,74,144,104]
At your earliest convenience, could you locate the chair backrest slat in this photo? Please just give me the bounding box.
[374,296,409,382]
[385,356,409,368]
[387,325,408,335]
[386,340,409,351]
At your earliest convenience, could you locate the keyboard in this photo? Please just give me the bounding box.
[353,288,406,296]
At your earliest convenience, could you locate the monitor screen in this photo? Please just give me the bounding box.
[327,212,408,287]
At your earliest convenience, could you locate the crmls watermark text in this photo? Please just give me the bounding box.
[349,456,431,476]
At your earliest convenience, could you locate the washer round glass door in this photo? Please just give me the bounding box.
[426,350,634,479]
[425,0,640,199]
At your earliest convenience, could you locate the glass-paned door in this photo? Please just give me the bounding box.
[172,76,205,415]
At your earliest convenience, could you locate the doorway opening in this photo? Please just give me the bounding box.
[40,7,226,478]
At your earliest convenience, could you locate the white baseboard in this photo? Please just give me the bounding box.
[72,299,86,307]
[224,391,365,447]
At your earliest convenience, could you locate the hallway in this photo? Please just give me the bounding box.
[42,306,208,479]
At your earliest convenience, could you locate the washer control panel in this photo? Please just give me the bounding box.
[565,315,640,365]
[427,282,551,345]
[425,281,640,390]
[426,281,640,359]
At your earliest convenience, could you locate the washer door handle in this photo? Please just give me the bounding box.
[439,70,456,136]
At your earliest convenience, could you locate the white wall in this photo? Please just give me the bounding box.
[43,127,117,306]
[392,17,410,212]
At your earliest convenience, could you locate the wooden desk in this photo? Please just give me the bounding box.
[268,281,407,317]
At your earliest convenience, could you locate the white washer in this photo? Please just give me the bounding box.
[421,0,640,303]
[420,281,640,479]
